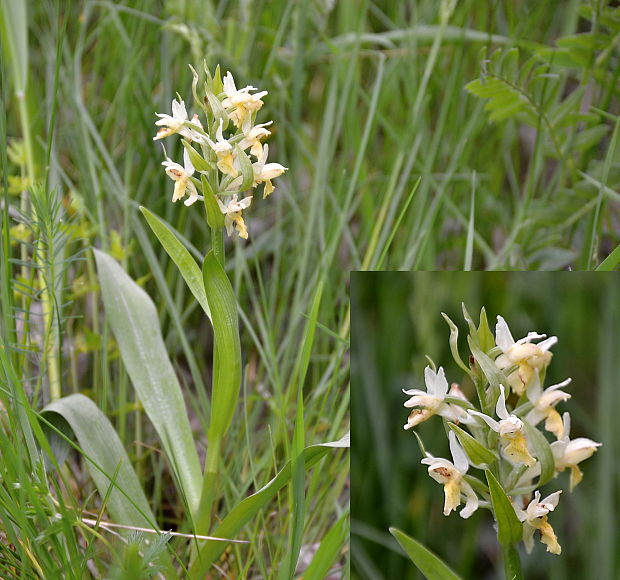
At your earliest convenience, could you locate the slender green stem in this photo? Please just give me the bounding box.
[195,435,221,534]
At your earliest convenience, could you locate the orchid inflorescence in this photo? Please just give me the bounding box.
[153,64,287,240]
[402,306,601,556]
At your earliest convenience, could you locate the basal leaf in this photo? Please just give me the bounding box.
[94,249,202,516]
[42,394,155,528]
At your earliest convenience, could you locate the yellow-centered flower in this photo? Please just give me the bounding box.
[421,431,479,518]
[217,194,253,239]
[551,412,602,491]
[515,490,562,555]
[154,99,203,142]
[161,149,200,206]
[251,144,287,198]
[525,371,571,438]
[469,385,537,467]
[402,366,473,430]
[494,315,557,396]
[222,72,267,128]
[239,118,272,158]
[204,120,237,177]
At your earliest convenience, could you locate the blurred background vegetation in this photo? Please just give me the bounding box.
[351,271,619,579]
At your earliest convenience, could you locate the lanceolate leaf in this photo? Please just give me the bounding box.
[389,528,462,580]
[140,207,211,321]
[485,470,523,546]
[42,394,155,528]
[94,249,202,516]
[202,250,242,439]
[188,434,350,579]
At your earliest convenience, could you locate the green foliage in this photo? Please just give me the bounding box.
[389,528,463,580]
[94,249,202,517]
[485,470,523,546]
[42,394,157,528]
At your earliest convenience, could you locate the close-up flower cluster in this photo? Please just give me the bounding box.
[153,65,287,239]
[402,307,601,557]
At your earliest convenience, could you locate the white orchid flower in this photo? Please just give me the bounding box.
[239,118,272,157]
[222,72,268,128]
[402,366,473,430]
[161,149,200,206]
[514,490,562,554]
[469,385,537,467]
[251,144,287,198]
[495,315,557,396]
[216,194,253,239]
[525,371,571,438]
[154,99,203,142]
[421,431,479,518]
[204,120,237,177]
[551,412,601,491]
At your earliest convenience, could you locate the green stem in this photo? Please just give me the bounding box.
[502,543,523,580]
[194,435,221,534]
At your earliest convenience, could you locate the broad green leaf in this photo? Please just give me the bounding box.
[302,511,348,580]
[485,470,522,546]
[202,250,242,439]
[522,420,555,486]
[389,528,462,580]
[448,423,497,466]
[140,206,211,322]
[188,433,350,579]
[441,312,472,376]
[42,394,155,528]
[93,249,202,516]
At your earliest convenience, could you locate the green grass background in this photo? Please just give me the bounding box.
[351,271,619,579]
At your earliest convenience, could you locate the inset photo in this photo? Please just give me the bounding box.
[351,272,618,579]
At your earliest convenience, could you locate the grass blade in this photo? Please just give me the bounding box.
[302,511,349,580]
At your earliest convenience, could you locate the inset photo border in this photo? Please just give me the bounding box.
[351,272,618,580]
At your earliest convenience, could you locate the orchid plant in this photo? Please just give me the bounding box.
[392,305,601,579]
